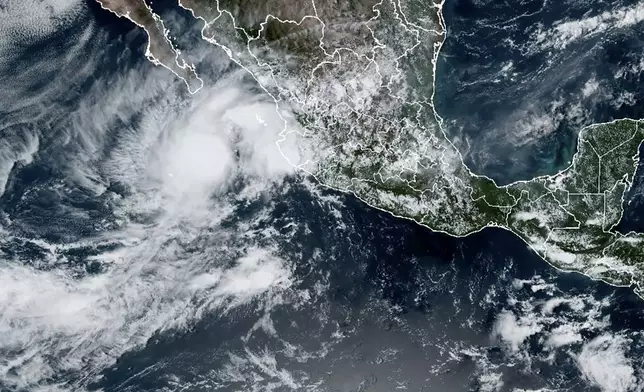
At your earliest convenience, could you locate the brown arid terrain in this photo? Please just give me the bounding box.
[95,0,203,92]
[99,0,644,296]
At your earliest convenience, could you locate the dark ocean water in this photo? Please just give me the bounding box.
[90,183,644,392]
[1,1,644,391]
[436,0,644,184]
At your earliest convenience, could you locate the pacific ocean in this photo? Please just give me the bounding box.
[0,1,643,391]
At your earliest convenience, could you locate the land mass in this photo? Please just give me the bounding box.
[95,0,203,93]
[98,0,644,296]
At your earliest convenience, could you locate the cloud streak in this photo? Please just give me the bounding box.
[0,17,308,389]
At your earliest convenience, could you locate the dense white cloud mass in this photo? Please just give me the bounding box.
[531,3,644,50]
[576,334,638,392]
[463,273,644,392]
[492,310,542,352]
[0,26,308,388]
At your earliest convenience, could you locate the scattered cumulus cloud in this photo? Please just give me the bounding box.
[531,3,644,50]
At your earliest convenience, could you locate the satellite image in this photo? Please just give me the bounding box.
[2,0,644,390]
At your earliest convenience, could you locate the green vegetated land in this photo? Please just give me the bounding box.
[102,0,644,295]
[372,118,644,292]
